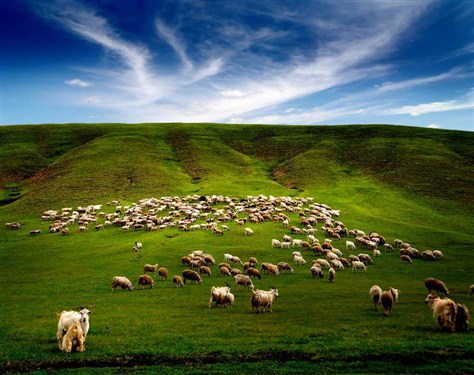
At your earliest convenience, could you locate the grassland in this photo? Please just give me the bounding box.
[0,123,473,374]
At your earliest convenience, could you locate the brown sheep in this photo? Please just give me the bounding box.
[138,274,154,289]
[173,275,183,288]
[199,265,212,277]
[380,287,400,317]
[424,278,449,297]
[158,267,168,281]
[247,267,262,280]
[424,293,456,332]
[400,255,412,264]
[182,269,203,284]
[143,263,159,275]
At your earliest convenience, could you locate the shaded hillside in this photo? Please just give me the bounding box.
[0,123,472,211]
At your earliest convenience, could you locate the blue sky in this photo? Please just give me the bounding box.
[1,0,473,130]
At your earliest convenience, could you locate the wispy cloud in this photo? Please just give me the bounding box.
[65,78,92,87]
[384,90,474,117]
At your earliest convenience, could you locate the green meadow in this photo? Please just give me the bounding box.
[0,123,473,374]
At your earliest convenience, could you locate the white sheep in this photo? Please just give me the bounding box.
[369,285,383,311]
[244,227,254,236]
[251,288,279,313]
[293,255,307,265]
[271,239,282,248]
[351,261,366,272]
[346,241,356,251]
[112,276,134,291]
[56,308,91,350]
[424,293,457,332]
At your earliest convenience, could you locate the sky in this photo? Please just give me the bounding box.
[1,0,473,130]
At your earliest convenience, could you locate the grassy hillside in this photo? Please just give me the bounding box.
[0,123,473,374]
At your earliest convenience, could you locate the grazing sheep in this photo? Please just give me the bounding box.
[247,267,262,280]
[311,265,324,279]
[277,262,294,274]
[61,319,85,353]
[330,259,344,270]
[138,274,154,289]
[224,253,243,265]
[400,254,412,264]
[251,288,279,313]
[373,249,381,257]
[272,239,282,248]
[173,275,184,288]
[143,264,159,275]
[220,266,232,277]
[328,267,336,283]
[234,274,254,290]
[424,278,449,297]
[132,242,143,252]
[30,229,41,236]
[346,241,356,251]
[433,250,444,260]
[180,256,192,266]
[158,267,168,281]
[424,293,457,332]
[383,243,394,252]
[56,308,91,350]
[316,259,331,269]
[380,287,400,317]
[182,269,203,284]
[293,255,307,265]
[369,285,383,311]
[112,276,134,291]
[199,266,212,277]
[248,257,258,265]
[351,261,366,272]
[244,227,254,236]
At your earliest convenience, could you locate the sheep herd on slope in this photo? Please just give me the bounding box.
[4,194,472,352]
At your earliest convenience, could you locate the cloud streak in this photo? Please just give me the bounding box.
[65,78,92,87]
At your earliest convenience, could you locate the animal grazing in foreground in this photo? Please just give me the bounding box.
[143,264,159,275]
[173,275,184,288]
[199,266,212,277]
[112,276,134,291]
[158,267,168,281]
[182,269,203,284]
[380,287,400,317]
[369,285,383,311]
[277,262,294,274]
[251,288,279,313]
[424,293,457,332]
[61,319,85,353]
[247,267,262,279]
[244,227,254,236]
[56,308,91,350]
[138,274,154,289]
[424,278,449,297]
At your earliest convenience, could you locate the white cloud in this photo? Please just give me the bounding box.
[427,123,440,128]
[65,78,92,87]
[84,96,101,104]
[220,90,247,98]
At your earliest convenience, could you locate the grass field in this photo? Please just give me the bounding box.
[0,123,473,374]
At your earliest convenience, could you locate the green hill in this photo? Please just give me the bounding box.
[1,123,472,211]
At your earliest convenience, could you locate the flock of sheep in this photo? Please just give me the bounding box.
[5,194,472,353]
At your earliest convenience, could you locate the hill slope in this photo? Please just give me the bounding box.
[0,123,472,212]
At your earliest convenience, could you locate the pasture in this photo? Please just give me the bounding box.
[0,123,473,373]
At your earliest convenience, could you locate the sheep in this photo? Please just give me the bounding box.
[209,285,232,308]
[180,256,192,266]
[281,242,291,250]
[380,287,400,317]
[351,261,366,272]
[294,255,307,265]
[234,274,254,290]
[400,255,412,264]
[132,242,143,252]
[330,259,344,270]
[251,288,279,313]
[328,267,336,283]
[182,269,203,284]
[244,227,254,236]
[424,278,449,297]
[173,275,184,288]
[61,319,85,353]
[138,274,154,289]
[224,253,243,265]
[56,308,91,350]
[346,241,356,251]
[369,285,383,311]
[247,267,262,280]
[311,265,324,279]
[112,276,134,291]
[424,293,457,332]
[277,262,294,274]
[271,239,282,248]
[231,268,242,276]
[248,257,258,266]
[199,266,212,277]
[220,266,232,277]
[203,254,216,265]
[316,259,331,269]
[158,267,168,281]
[266,263,280,276]
[433,250,444,260]
[470,284,474,298]
[30,229,41,236]
[143,264,159,275]
[373,249,381,257]
[358,253,373,265]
